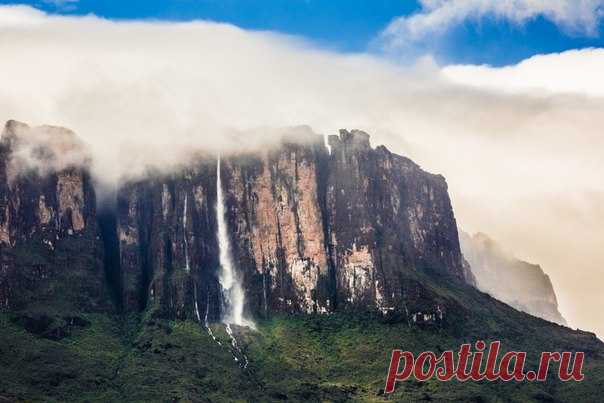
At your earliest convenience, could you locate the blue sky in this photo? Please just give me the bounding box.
[4,0,604,65]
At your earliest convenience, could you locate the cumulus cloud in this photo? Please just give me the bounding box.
[443,48,604,96]
[0,5,602,337]
[0,4,47,26]
[380,0,604,52]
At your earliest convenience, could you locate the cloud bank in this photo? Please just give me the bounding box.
[443,48,604,96]
[0,5,602,338]
[381,0,604,52]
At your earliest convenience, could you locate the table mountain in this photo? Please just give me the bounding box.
[1,121,601,402]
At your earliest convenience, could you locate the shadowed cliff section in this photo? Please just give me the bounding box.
[0,121,109,339]
[326,130,475,313]
[114,161,223,322]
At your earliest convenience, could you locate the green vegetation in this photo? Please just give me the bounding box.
[1,236,602,402]
[1,306,602,402]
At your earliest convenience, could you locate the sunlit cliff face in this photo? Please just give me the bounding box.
[0,5,602,337]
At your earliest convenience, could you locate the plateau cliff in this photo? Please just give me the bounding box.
[1,121,602,402]
[0,121,107,338]
[225,129,474,316]
[0,122,473,326]
[111,159,222,321]
[113,128,474,324]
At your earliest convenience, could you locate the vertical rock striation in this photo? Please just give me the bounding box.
[0,120,477,325]
[221,131,332,316]
[115,159,222,321]
[219,129,473,320]
[325,130,473,315]
[0,121,106,314]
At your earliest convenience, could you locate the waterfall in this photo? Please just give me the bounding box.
[183,194,190,272]
[204,291,221,345]
[324,133,332,155]
[194,283,201,322]
[225,323,249,369]
[216,157,255,329]
[263,270,268,316]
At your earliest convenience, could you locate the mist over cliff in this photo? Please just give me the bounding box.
[2,119,603,401]
[1,121,473,326]
[0,5,602,337]
[460,231,566,325]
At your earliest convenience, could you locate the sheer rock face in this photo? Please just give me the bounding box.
[0,121,93,244]
[0,120,475,323]
[112,129,473,321]
[460,231,567,325]
[221,135,332,315]
[114,160,222,321]
[216,129,472,318]
[0,121,106,313]
[325,130,473,315]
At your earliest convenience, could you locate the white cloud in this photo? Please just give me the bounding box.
[443,48,604,96]
[381,0,604,51]
[0,6,603,338]
[0,4,46,27]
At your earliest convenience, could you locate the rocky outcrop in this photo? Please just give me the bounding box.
[460,231,566,325]
[0,121,107,313]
